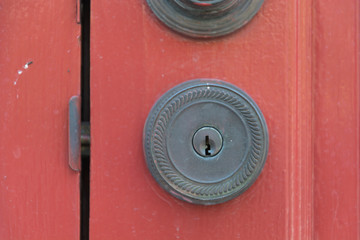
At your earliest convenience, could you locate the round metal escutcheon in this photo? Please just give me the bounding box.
[143,79,268,205]
[146,0,264,38]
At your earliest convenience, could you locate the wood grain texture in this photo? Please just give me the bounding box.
[0,1,81,239]
[90,0,359,239]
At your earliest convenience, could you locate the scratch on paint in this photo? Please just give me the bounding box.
[145,175,173,208]
[331,190,340,237]
[141,215,152,222]
[175,226,180,239]
[131,226,136,235]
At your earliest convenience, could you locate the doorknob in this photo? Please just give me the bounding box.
[146,0,264,38]
[143,79,268,205]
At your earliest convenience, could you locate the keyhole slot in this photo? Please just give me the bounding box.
[205,135,211,156]
[192,126,223,158]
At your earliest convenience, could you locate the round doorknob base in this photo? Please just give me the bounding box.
[147,0,264,38]
[143,79,268,205]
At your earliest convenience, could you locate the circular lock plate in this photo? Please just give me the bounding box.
[143,79,268,205]
[146,0,264,38]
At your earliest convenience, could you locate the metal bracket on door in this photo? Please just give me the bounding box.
[69,96,90,171]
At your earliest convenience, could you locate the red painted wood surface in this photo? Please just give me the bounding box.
[90,0,359,239]
[0,1,81,239]
[314,1,360,238]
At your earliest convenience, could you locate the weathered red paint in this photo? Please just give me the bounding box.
[90,0,359,239]
[314,1,360,238]
[0,1,81,239]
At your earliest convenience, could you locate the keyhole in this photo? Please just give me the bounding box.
[193,126,223,158]
[205,135,211,156]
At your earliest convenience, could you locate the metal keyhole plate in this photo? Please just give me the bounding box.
[143,79,268,205]
[146,0,264,38]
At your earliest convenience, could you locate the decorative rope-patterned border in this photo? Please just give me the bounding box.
[145,83,266,199]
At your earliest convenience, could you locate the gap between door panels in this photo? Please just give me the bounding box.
[80,0,91,239]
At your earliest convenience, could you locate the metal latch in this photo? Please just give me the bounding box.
[69,96,90,171]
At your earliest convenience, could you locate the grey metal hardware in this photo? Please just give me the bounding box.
[147,0,264,38]
[69,96,91,171]
[143,79,269,205]
[192,126,223,157]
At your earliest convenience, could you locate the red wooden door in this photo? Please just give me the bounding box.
[0,1,81,239]
[89,0,359,239]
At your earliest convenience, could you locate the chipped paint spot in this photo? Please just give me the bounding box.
[23,61,33,69]
[14,61,33,86]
